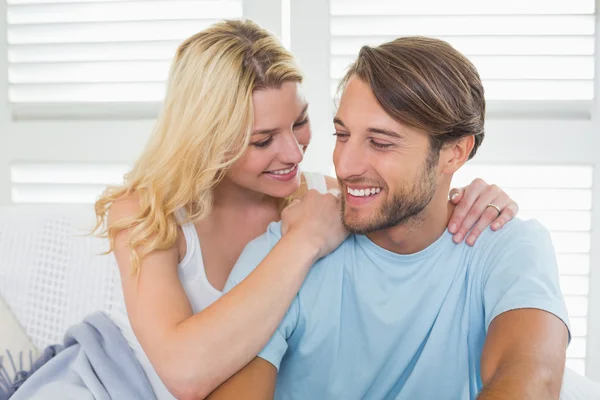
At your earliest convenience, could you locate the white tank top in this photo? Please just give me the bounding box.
[109,171,329,400]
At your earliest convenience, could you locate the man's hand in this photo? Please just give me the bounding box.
[478,309,569,399]
[206,357,277,400]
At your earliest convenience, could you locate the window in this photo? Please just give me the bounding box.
[453,164,593,375]
[330,0,596,115]
[6,0,243,118]
[10,162,130,204]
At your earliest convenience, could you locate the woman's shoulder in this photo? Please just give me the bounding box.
[107,193,186,261]
[106,193,143,228]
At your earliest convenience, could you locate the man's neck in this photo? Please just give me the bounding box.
[366,189,454,255]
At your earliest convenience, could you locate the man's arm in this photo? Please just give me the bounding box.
[478,308,568,399]
[206,357,276,400]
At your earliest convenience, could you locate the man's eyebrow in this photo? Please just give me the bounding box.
[333,117,346,127]
[367,127,403,139]
[334,118,403,139]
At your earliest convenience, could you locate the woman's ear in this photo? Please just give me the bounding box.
[441,135,475,175]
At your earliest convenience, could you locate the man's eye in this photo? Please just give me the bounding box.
[333,133,349,141]
[370,140,393,149]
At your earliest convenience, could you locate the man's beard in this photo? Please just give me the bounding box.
[341,151,439,235]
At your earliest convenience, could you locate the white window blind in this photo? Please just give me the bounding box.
[452,164,593,376]
[6,0,243,117]
[10,163,130,204]
[330,0,596,111]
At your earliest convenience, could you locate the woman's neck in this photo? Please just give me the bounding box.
[209,178,281,224]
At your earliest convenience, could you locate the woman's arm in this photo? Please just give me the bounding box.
[110,191,345,400]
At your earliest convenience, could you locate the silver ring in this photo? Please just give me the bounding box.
[486,203,502,215]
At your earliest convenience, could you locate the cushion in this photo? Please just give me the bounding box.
[0,205,118,350]
[0,293,37,361]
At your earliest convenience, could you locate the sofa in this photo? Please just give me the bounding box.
[1,205,600,399]
[0,205,117,361]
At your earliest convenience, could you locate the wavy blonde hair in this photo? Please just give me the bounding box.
[93,20,303,275]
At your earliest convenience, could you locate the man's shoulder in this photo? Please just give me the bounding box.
[475,218,551,249]
[299,235,354,287]
[244,220,284,257]
[224,221,283,289]
[469,218,555,272]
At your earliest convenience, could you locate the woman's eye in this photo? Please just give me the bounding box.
[293,119,309,129]
[251,137,273,148]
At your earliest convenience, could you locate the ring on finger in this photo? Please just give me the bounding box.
[486,203,502,216]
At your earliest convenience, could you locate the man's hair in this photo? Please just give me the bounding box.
[338,36,485,159]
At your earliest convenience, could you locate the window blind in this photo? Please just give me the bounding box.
[6,0,243,116]
[10,163,130,204]
[452,164,593,375]
[330,0,596,110]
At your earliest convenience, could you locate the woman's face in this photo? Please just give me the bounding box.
[225,81,312,199]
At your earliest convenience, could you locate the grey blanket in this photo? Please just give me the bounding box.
[1,312,156,400]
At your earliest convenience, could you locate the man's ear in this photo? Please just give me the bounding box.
[441,135,475,175]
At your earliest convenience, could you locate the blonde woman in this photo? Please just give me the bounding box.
[7,20,518,400]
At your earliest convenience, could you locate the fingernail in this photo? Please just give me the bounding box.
[492,222,500,230]
[466,236,475,246]
[451,193,460,202]
[453,233,463,243]
[449,223,457,233]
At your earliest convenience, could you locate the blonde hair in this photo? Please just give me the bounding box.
[93,20,303,275]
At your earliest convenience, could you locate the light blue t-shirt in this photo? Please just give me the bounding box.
[224,219,570,399]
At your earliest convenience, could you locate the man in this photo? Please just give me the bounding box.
[209,37,570,399]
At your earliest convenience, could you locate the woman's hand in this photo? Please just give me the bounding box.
[448,178,519,246]
[281,189,349,260]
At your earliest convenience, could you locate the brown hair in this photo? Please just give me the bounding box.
[338,36,485,159]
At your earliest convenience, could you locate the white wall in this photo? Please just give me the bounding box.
[583,0,600,379]
[0,6,10,205]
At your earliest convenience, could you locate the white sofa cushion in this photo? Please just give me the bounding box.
[0,205,119,350]
[0,293,37,360]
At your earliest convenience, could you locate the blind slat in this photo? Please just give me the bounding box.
[332,79,595,101]
[331,0,595,16]
[331,36,596,56]
[331,16,595,36]
[8,0,151,4]
[10,82,166,102]
[8,19,221,44]
[331,55,595,80]
[10,61,171,83]
[6,0,242,106]
[451,165,593,188]
[9,41,181,63]
[8,0,241,24]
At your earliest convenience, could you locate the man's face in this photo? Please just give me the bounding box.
[333,77,441,234]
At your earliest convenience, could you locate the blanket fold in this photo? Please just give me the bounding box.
[0,312,155,400]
